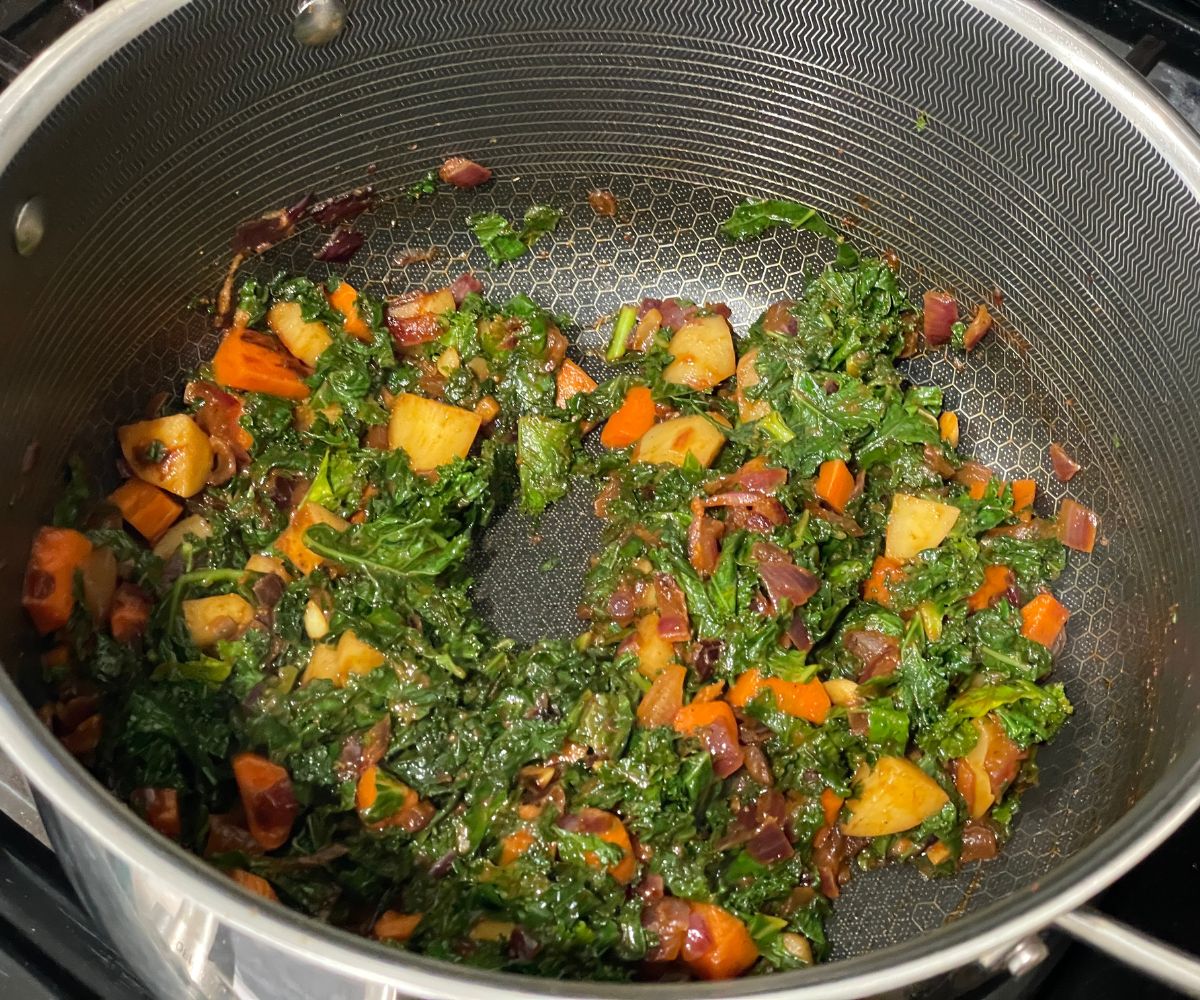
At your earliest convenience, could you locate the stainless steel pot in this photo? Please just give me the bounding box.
[1,1,1199,997]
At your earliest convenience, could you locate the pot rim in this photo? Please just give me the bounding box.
[1,0,1198,996]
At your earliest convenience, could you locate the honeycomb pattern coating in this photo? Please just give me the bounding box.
[0,0,1196,985]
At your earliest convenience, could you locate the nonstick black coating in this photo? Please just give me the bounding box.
[0,0,1196,965]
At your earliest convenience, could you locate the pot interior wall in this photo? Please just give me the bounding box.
[0,0,1196,964]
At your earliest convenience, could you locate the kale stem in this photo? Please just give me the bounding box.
[605,305,638,362]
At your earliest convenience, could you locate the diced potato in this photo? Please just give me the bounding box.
[822,678,863,708]
[244,553,291,583]
[302,629,386,686]
[152,514,212,559]
[635,613,676,678]
[274,502,349,576]
[962,719,997,818]
[884,494,961,561]
[633,414,726,468]
[388,393,482,472]
[118,414,213,498]
[267,301,332,368]
[840,757,950,837]
[735,348,771,423]
[469,919,516,943]
[662,314,737,391]
[388,288,456,321]
[182,594,255,649]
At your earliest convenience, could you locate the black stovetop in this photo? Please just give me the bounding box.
[0,2,1197,998]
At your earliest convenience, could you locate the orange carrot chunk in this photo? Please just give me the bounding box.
[229,868,279,901]
[814,459,855,513]
[555,358,598,408]
[110,583,152,643]
[600,385,655,449]
[682,902,759,980]
[212,327,310,400]
[22,527,93,635]
[820,787,844,827]
[108,478,183,543]
[373,911,423,941]
[499,829,536,866]
[1020,593,1069,647]
[862,555,903,607]
[1010,479,1037,515]
[967,564,1015,613]
[232,752,298,850]
[727,668,831,725]
[326,281,371,341]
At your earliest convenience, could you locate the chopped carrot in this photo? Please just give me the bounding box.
[1020,593,1069,647]
[212,327,310,400]
[110,583,152,643]
[229,868,278,901]
[967,564,1015,613]
[814,459,855,513]
[108,478,182,543]
[693,680,726,704]
[356,766,433,832]
[682,902,759,980]
[499,828,536,865]
[326,281,371,341]
[232,752,297,850]
[572,808,637,883]
[939,411,960,448]
[727,668,831,725]
[673,699,739,740]
[600,385,655,449]
[926,840,953,865]
[1010,479,1036,515]
[22,527,93,635]
[131,787,181,840]
[555,358,598,408]
[373,910,423,941]
[862,555,904,607]
[820,788,844,827]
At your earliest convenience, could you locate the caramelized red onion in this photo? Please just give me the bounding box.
[1049,442,1082,482]
[700,721,744,779]
[759,562,820,608]
[314,227,365,263]
[747,819,794,864]
[844,629,901,682]
[643,897,690,962]
[923,290,958,346]
[654,574,691,641]
[231,193,312,254]
[687,499,724,577]
[1057,498,1098,553]
[439,156,492,188]
[309,186,376,226]
[761,300,798,335]
[450,272,484,304]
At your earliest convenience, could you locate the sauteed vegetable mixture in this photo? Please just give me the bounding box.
[24,232,1097,979]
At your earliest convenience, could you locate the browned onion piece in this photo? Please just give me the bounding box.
[639,297,695,330]
[439,156,492,188]
[1049,442,1082,482]
[923,290,958,346]
[309,186,376,226]
[699,721,744,779]
[314,227,365,263]
[643,896,690,962]
[687,500,724,577]
[761,300,798,335]
[449,272,483,304]
[654,573,691,641]
[1057,498,1098,553]
[607,586,637,625]
[805,500,864,537]
[759,561,820,609]
[587,189,617,216]
[960,820,1000,863]
[844,629,901,681]
[787,611,812,652]
[682,908,715,962]
[208,437,237,486]
[231,193,312,254]
[747,819,794,864]
[963,304,994,351]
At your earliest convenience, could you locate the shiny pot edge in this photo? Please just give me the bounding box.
[0,0,1198,997]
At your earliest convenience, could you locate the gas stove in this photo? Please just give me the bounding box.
[0,2,1196,998]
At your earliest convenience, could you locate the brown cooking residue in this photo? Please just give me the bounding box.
[20,441,39,475]
[587,189,618,217]
[394,247,440,267]
[943,866,986,924]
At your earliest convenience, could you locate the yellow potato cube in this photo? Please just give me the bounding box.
[662,314,737,391]
[302,629,386,686]
[274,502,349,576]
[267,301,332,367]
[388,393,482,472]
[152,514,211,559]
[635,613,676,678]
[388,287,456,321]
[884,494,961,561]
[840,757,950,837]
[182,594,255,649]
[118,414,214,498]
[632,414,726,468]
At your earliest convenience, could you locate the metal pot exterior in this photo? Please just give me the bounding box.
[2,0,1200,997]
